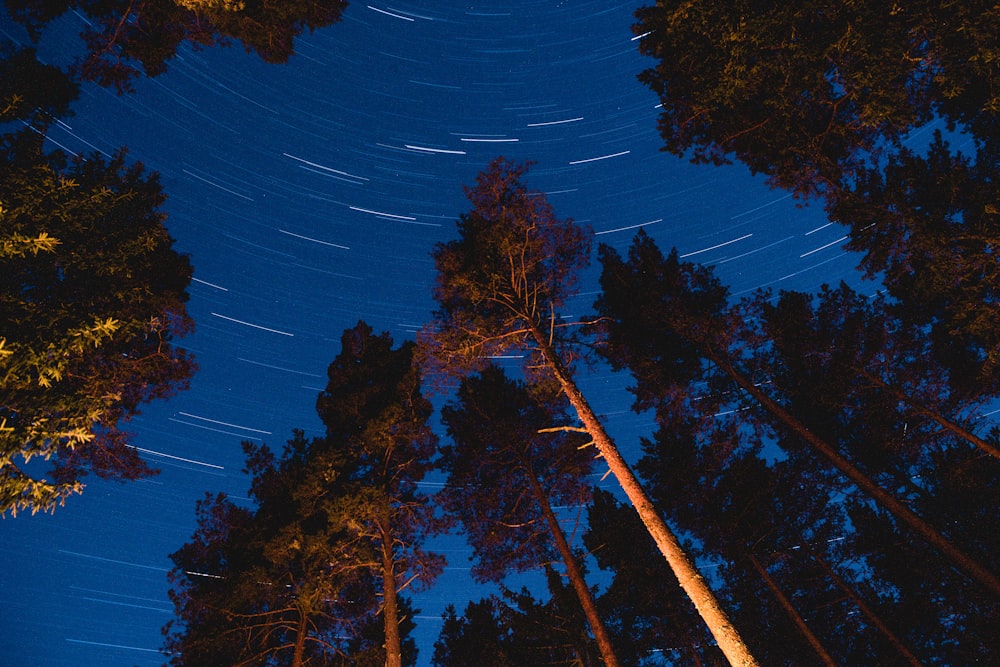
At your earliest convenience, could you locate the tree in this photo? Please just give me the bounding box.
[433,599,516,667]
[165,322,442,667]
[1,127,195,516]
[594,239,990,662]
[4,0,348,91]
[440,365,620,667]
[585,490,727,667]
[596,231,1000,597]
[163,484,375,666]
[828,134,1000,399]
[311,321,444,667]
[758,282,1000,463]
[422,157,759,667]
[631,3,1000,381]
[632,1,1000,197]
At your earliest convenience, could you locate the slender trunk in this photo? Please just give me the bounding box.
[380,517,403,667]
[858,368,1000,461]
[711,352,1000,597]
[526,473,622,667]
[745,552,837,667]
[807,547,925,667]
[530,326,760,667]
[687,639,705,667]
[291,607,308,667]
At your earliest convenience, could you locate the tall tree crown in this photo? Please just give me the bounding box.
[425,157,591,379]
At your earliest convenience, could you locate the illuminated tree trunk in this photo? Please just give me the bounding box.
[527,474,622,667]
[530,324,760,667]
[291,609,308,667]
[380,515,403,667]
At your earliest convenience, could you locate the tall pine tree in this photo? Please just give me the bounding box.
[422,157,758,666]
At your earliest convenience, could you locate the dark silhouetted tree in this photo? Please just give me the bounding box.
[758,282,1000,463]
[631,3,1000,386]
[0,41,78,127]
[440,365,620,667]
[0,126,195,516]
[165,322,441,667]
[423,157,759,666]
[433,598,515,667]
[4,0,348,91]
[310,321,444,667]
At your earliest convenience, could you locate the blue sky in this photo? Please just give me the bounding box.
[0,2,874,665]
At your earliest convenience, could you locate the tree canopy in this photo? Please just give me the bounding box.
[164,322,440,667]
[0,127,195,516]
[632,2,1000,390]
[596,229,1000,662]
[4,0,348,91]
[633,0,1000,196]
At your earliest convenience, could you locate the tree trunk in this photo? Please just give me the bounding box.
[530,327,761,667]
[380,517,403,667]
[746,552,837,666]
[291,607,308,667]
[527,472,622,667]
[710,352,1000,597]
[807,547,925,667]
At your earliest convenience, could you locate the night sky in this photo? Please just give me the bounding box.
[0,2,879,665]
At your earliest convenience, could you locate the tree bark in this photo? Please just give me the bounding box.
[530,326,761,667]
[746,552,837,666]
[380,517,403,667]
[526,472,622,667]
[710,352,1000,597]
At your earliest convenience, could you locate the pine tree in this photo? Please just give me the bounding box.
[596,231,1000,602]
[632,1,1000,197]
[423,157,759,667]
[165,322,442,666]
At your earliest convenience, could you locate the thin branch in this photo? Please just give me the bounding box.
[538,426,590,434]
